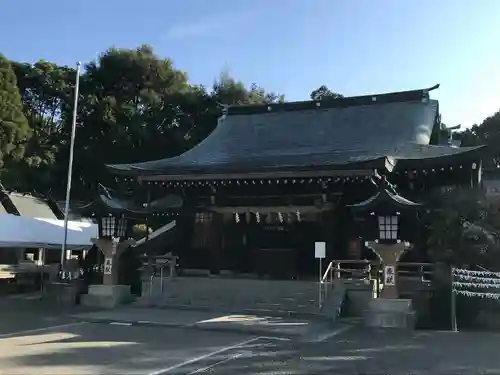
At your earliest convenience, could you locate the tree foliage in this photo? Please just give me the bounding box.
[1,45,299,198]
[0,55,31,170]
[456,111,500,167]
[427,187,500,267]
[310,85,343,101]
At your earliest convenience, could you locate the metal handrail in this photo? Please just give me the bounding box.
[321,261,334,282]
[319,261,335,309]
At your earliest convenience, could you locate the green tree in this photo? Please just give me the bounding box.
[212,71,284,105]
[4,60,73,192]
[52,45,200,198]
[454,112,500,168]
[427,187,500,267]
[0,55,31,170]
[310,85,343,101]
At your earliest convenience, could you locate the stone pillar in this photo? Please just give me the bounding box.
[369,242,406,299]
[364,242,416,329]
[81,237,137,309]
[91,238,136,285]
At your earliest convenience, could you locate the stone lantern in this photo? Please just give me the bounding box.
[92,213,135,286]
[348,176,422,328]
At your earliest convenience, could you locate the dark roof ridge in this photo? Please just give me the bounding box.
[226,84,440,116]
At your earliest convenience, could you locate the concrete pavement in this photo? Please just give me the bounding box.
[209,327,500,374]
[72,307,337,339]
[0,292,89,335]
[0,321,288,374]
[2,294,500,374]
[1,320,500,374]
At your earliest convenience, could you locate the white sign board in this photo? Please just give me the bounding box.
[384,265,395,286]
[104,257,113,275]
[314,242,326,259]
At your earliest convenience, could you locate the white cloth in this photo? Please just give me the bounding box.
[0,214,97,249]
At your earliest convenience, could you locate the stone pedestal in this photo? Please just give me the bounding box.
[365,298,416,329]
[92,238,135,285]
[368,242,407,298]
[81,284,133,308]
[80,237,135,308]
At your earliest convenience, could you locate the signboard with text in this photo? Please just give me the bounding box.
[314,242,326,259]
[384,265,395,286]
[104,257,113,275]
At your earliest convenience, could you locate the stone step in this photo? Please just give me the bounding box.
[140,277,331,315]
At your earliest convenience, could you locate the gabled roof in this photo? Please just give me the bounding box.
[106,85,484,179]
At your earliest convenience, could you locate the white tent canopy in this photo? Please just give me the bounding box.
[0,214,98,249]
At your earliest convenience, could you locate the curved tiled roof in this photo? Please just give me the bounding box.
[348,187,422,213]
[107,86,484,178]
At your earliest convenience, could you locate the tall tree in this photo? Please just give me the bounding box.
[52,45,201,198]
[4,60,73,192]
[0,55,31,172]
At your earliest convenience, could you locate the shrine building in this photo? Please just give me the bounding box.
[93,85,485,280]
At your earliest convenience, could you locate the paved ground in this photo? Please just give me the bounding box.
[72,307,333,338]
[0,292,87,335]
[2,294,500,374]
[2,321,500,374]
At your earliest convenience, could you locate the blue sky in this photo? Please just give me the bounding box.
[3,0,500,128]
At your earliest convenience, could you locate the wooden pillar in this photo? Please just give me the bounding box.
[368,242,407,299]
[321,210,335,260]
[210,213,223,274]
[91,238,136,285]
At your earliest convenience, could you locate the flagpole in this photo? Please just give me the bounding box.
[60,62,82,271]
